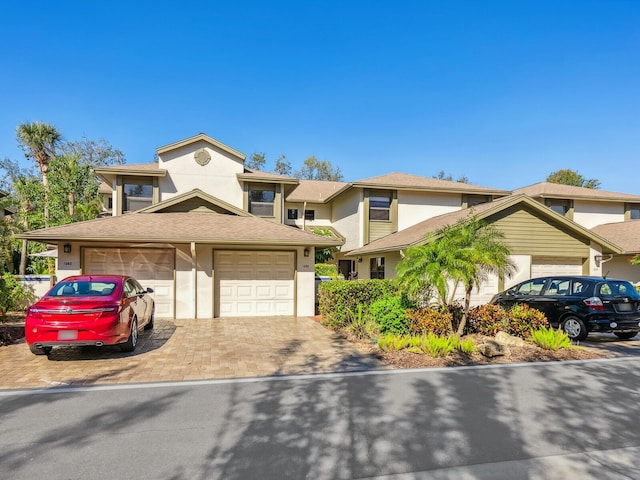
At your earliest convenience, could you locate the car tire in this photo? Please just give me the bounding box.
[120,318,138,352]
[144,307,154,331]
[29,345,52,356]
[614,331,638,340]
[561,316,588,341]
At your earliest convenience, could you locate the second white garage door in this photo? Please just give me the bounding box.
[531,256,584,278]
[215,251,295,317]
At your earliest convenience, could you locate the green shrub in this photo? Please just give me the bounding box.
[346,304,380,339]
[0,273,36,315]
[370,296,409,335]
[315,263,340,277]
[467,304,508,335]
[406,307,453,336]
[467,303,548,338]
[530,326,573,350]
[423,333,455,358]
[319,279,399,329]
[507,304,548,337]
[376,333,473,358]
[450,335,475,354]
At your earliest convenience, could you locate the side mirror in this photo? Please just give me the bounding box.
[146,287,154,294]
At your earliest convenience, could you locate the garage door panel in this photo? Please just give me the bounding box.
[215,251,294,317]
[84,248,175,319]
[532,257,583,277]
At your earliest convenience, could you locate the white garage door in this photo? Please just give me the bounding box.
[83,248,175,319]
[531,256,583,278]
[215,251,294,317]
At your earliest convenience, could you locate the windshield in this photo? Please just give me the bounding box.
[49,281,117,297]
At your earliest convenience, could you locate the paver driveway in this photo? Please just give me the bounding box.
[0,317,384,390]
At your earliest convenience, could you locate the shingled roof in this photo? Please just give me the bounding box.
[347,194,621,256]
[286,180,350,203]
[17,211,342,247]
[591,221,640,254]
[514,182,640,202]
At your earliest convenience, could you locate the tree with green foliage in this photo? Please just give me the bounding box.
[274,154,291,176]
[61,136,125,167]
[294,155,343,181]
[16,121,62,227]
[546,169,600,189]
[396,216,514,335]
[433,170,469,183]
[246,152,266,171]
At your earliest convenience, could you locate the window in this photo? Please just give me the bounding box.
[107,197,113,209]
[627,203,640,220]
[304,209,315,221]
[369,194,391,221]
[546,279,571,296]
[370,257,385,279]
[123,183,153,212]
[515,278,546,295]
[249,188,275,217]
[546,199,571,216]
[465,195,490,208]
[287,209,298,220]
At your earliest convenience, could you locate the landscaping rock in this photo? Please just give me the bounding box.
[495,331,528,347]
[477,340,508,358]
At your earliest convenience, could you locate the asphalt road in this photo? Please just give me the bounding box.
[3,358,640,480]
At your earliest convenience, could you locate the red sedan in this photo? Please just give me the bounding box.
[25,275,155,355]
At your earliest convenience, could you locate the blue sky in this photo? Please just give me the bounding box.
[1,0,638,192]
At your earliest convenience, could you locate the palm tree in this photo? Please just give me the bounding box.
[16,121,62,227]
[396,216,514,335]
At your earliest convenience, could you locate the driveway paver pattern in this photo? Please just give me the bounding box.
[0,317,384,390]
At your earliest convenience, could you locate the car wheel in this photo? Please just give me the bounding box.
[29,345,52,356]
[144,307,154,331]
[562,316,588,341]
[614,331,638,340]
[120,318,138,352]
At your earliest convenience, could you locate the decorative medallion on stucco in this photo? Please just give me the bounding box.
[194,148,211,166]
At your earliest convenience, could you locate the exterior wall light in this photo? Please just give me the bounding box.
[63,244,72,254]
[304,248,310,257]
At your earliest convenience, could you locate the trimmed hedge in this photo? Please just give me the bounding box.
[318,279,399,329]
[370,296,410,335]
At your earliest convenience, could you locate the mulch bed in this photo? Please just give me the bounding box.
[338,329,610,369]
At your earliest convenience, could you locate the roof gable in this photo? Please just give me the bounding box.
[348,194,621,256]
[137,189,249,216]
[156,133,245,161]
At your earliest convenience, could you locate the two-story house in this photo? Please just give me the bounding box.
[18,134,341,319]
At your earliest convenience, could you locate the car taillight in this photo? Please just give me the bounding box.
[26,306,42,320]
[98,303,122,316]
[584,296,605,311]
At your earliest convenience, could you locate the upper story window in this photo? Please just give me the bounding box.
[627,203,640,220]
[123,182,153,212]
[304,209,315,221]
[546,199,571,216]
[465,195,491,208]
[369,193,392,221]
[249,187,275,217]
[287,208,298,220]
[370,257,385,279]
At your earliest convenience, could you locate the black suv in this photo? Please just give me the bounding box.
[490,276,640,341]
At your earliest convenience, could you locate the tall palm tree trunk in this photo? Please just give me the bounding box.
[457,284,473,336]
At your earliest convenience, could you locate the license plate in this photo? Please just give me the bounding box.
[58,330,78,340]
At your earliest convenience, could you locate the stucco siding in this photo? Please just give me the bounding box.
[196,245,213,318]
[602,256,640,284]
[174,244,195,319]
[283,202,332,228]
[332,188,362,251]
[158,140,244,207]
[573,200,624,229]
[397,191,461,230]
